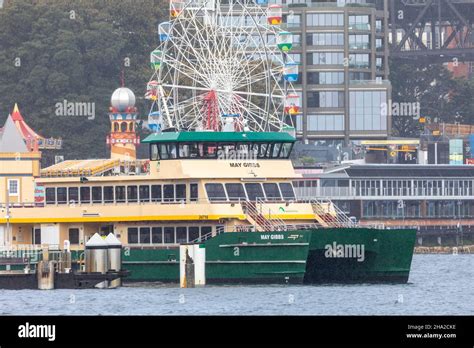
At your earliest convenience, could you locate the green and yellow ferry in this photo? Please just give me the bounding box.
[0,108,416,284]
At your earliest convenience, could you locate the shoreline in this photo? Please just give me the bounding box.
[414,245,474,254]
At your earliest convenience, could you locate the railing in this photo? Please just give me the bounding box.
[233,223,322,232]
[310,198,358,228]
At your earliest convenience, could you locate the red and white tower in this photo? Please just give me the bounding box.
[106,87,140,160]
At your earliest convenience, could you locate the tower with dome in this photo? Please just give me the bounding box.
[106,87,140,160]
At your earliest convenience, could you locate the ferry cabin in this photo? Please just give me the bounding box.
[0,132,321,251]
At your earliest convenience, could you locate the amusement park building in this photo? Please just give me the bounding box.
[277,0,390,144]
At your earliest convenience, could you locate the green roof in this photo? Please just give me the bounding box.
[142,131,296,144]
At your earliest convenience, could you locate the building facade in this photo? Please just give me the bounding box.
[277,0,390,144]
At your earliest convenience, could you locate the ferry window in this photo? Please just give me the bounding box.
[272,143,282,158]
[164,227,175,244]
[80,187,91,204]
[245,183,265,201]
[201,226,212,238]
[217,143,237,159]
[178,144,190,158]
[279,183,296,200]
[188,226,200,241]
[176,227,187,243]
[69,228,80,244]
[189,143,199,158]
[151,144,159,160]
[225,183,247,201]
[104,186,114,203]
[128,227,138,244]
[176,184,186,201]
[115,186,126,203]
[200,143,218,158]
[258,144,270,158]
[67,187,78,204]
[190,183,198,202]
[92,187,103,203]
[159,144,169,160]
[280,143,293,158]
[57,187,67,204]
[205,183,227,202]
[163,184,175,202]
[139,227,151,244]
[33,228,41,245]
[168,144,178,159]
[127,186,138,203]
[263,183,282,200]
[46,188,56,204]
[152,227,163,244]
[139,185,150,202]
[151,185,162,202]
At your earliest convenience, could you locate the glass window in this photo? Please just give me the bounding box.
[245,183,265,201]
[57,187,67,204]
[307,92,344,108]
[349,54,370,68]
[80,187,90,204]
[104,186,114,203]
[139,185,150,202]
[205,183,227,202]
[46,188,56,204]
[68,187,78,204]
[307,52,344,65]
[176,184,186,201]
[307,13,344,27]
[201,226,212,238]
[68,228,80,244]
[285,13,301,28]
[279,183,296,200]
[307,33,344,46]
[176,227,187,243]
[128,227,138,244]
[152,227,163,244]
[151,144,159,161]
[163,184,174,202]
[225,183,247,201]
[139,227,151,244]
[190,183,198,202]
[115,186,126,203]
[280,143,293,158]
[263,183,282,200]
[164,227,175,244]
[8,179,19,195]
[188,226,200,242]
[151,185,162,202]
[127,186,138,203]
[92,187,102,203]
[307,115,345,131]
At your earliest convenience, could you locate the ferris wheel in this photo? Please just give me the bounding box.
[146,0,300,133]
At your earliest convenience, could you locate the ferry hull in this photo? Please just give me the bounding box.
[123,228,416,284]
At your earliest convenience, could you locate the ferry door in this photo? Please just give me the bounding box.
[40,224,60,247]
[0,226,4,246]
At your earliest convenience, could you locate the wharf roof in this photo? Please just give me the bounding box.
[0,115,29,153]
[142,131,296,144]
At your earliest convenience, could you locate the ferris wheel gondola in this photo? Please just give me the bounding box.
[146,0,300,133]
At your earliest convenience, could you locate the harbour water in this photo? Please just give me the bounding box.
[0,254,472,315]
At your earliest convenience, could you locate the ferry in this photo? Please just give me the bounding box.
[0,96,417,284]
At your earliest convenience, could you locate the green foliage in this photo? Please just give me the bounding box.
[0,0,167,166]
[389,58,472,137]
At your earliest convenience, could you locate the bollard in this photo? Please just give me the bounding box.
[37,260,55,290]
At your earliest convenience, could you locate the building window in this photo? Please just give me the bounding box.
[349,54,370,68]
[69,228,80,244]
[348,15,370,30]
[349,72,371,81]
[307,52,344,65]
[349,90,387,131]
[307,71,344,85]
[33,228,41,245]
[284,13,301,28]
[287,53,301,64]
[307,114,345,131]
[307,91,344,108]
[8,179,19,196]
[307,13,344,27]
[306,33,344,46]
[349,34,370,49]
